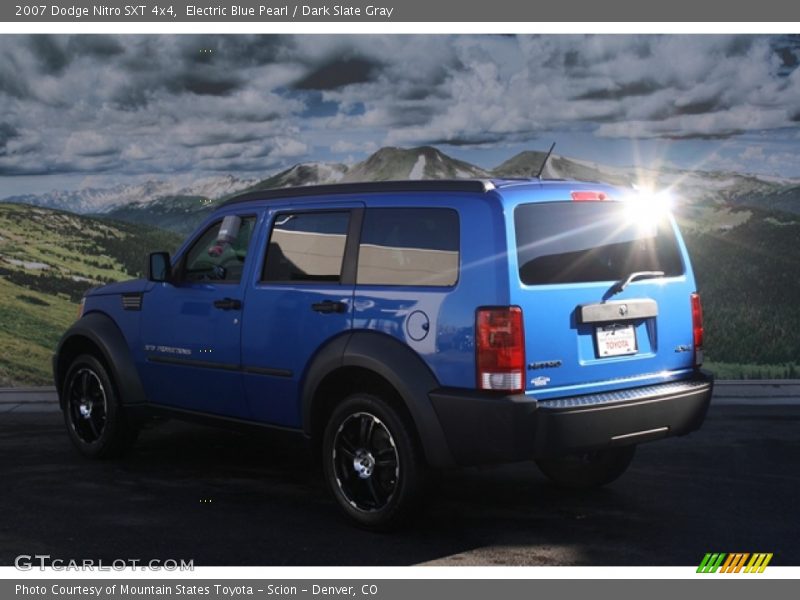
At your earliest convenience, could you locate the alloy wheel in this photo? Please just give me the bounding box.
[67,368,108,444]
[331,412,400,512]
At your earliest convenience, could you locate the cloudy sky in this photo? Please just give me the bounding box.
[1,34,799,195]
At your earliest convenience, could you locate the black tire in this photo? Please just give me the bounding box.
[536,445,636,490]
[62,353,138,459]
[322,393,427,530]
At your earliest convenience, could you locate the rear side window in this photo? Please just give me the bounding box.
[515,202,684,285]
[357,208,459,287]
[262,211,350,283]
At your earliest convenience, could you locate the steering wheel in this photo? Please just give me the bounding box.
[187,251,245,281]
[187,259,225,281]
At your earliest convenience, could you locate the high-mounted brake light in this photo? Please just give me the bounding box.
[571,191,610,202]
[476,307,525,393]
[691,292,704,366]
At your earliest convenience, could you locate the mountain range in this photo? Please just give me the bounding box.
[2,174,258,215]
[5,146,800,235]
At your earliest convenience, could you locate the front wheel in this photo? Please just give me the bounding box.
[62,354,138,459]
[536,445,636,490]
[322,393,426,530]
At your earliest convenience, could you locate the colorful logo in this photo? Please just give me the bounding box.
[697,553,773,573]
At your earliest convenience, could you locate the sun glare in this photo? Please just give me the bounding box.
[623,188,674,231]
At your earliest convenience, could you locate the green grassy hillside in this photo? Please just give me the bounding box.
[0,203,181,386]
[679,207,800,377]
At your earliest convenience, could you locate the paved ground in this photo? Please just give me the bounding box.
[0,384,798,566]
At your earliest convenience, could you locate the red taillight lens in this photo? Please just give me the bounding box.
[571,191,610,202]
[476,306,525,393]
[691,293,704,365]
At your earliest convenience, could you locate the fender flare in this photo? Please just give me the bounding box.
[302,331,456,468]
[53,311,148,409]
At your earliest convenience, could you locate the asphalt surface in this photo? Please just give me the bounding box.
[0,384,798,566]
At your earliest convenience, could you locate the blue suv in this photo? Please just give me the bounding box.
[54,179,713,528]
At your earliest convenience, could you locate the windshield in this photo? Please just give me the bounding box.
[514,201,684,286]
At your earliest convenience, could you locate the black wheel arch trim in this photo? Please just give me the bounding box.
[301,330,456,468]
[53,311,148,409]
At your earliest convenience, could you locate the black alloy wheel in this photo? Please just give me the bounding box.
[322,393,427,530]
[62,354,137,458]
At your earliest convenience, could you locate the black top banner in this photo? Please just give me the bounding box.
[4,0,800,22]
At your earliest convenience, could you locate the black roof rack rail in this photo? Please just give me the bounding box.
[221,179,496,207]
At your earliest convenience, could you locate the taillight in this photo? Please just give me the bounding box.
[571,191,610,201]
[691,292,704,365]
[476,306,525,393]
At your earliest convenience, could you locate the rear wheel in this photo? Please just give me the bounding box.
[322,393,426,530]
[536,445,636,490]
[62,354,138,459]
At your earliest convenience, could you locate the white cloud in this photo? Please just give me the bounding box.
[63,131,120,157]
[0,34,799,181]
[269,137,309,159]
[331,140,377,154]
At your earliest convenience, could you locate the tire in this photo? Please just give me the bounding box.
[536,445,636,490]
[322,393,427,530]
[62,353,138,459]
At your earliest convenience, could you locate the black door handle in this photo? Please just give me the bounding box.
[311,300,347,314]
[214,298,242,310]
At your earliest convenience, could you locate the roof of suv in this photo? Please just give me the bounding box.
[221,180,496,207]
[220,178,623,208]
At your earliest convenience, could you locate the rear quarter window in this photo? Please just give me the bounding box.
[514,201,684,285]
[357,208,459,287]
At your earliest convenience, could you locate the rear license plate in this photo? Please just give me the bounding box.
[595,323,638,357]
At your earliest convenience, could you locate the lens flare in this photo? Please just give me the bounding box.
[623,189,673,230]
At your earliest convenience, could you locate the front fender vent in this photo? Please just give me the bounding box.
[121,293,143,311]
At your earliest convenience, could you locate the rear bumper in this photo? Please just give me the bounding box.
[429,371,713,466]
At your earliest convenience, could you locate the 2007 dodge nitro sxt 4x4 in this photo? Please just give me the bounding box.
[54,179,713,528]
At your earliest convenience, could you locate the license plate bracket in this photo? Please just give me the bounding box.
[595,323,638,357]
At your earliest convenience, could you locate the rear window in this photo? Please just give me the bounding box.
[514,202,684,285]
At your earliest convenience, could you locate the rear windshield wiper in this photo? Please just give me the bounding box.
[608,270,665,297]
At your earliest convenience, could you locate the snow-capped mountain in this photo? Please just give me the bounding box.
[242,146,488,192]
[494,151,635,186]
[342,146,490,182]
[243,162,348,192]
[2,175,258,215]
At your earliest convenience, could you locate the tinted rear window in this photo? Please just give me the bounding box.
[514,202,684,285]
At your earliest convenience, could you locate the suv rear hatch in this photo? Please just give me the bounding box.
[508,194,699,399]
